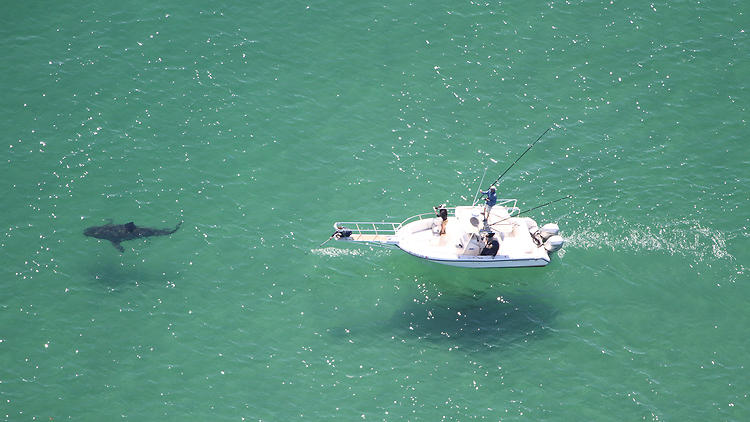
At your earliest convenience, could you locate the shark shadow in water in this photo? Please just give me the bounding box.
[84,221,182,252]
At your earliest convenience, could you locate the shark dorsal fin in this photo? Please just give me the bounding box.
[125,222,136,232]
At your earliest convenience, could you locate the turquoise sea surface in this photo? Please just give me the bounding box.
[2,0,748,420]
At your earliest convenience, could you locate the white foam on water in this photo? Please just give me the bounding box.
[564,218,735,262]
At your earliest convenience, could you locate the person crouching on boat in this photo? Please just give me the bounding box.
[480,232,500,256]
[479,185,497,223]
[333,226,352,239]
[434,204,448,235]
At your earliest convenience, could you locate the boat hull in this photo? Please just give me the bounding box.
[399,247,550,268]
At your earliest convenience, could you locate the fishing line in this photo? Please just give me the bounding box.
[489,126,552,188]
[472,167,488,206]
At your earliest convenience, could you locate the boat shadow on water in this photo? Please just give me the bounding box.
[339,256,561,353]
[389,285,558,353]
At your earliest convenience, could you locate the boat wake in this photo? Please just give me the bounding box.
[564,218,735,262]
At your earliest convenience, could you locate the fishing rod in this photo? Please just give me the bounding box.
[496,195,573,225]
[320,225,354,247]
[319,236,334,247]
[471,167,488,206]
[489,126,552,188]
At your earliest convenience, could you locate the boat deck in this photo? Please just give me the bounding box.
[395,205,550,267]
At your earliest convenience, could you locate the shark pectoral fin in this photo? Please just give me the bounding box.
[110,241,125,252]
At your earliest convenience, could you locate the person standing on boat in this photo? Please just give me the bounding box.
[434,204,448,235]
[479,185,497,223]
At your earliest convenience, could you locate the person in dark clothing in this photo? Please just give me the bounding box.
[332,226,352,239]
[434,204,448,235]
[479,232,500,256]
[320,226,352,246]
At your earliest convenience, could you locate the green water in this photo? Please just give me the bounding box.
[2,0,748,420]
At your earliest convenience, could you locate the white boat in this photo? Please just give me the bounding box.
[326,127,568,268]
[329,198,565,268]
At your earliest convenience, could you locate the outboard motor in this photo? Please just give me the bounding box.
[544,235,564,253]
[540,223,560,241]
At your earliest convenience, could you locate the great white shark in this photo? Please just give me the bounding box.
[84,221,182,252]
